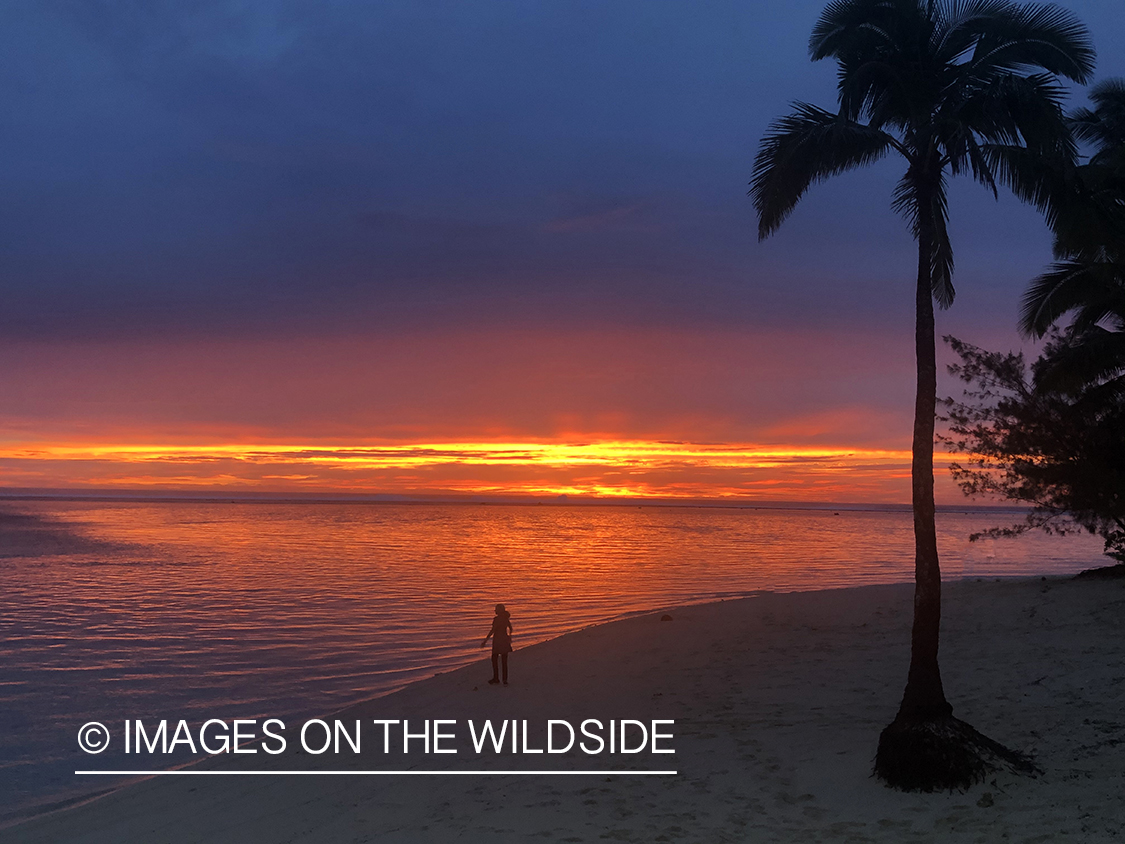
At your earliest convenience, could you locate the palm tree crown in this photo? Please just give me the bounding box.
[751,0,1093,791]
[754,0,1092,307]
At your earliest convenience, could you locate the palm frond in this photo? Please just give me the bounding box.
[944,72,1072,154]
[1034,325,1125,395]
[1070,78,1125,153]
[751,103,897,239]
[836,53,912,127]
[1020,259,1124,336]
[812,0,932,126]
[958,0,1095,83]
[891,170,956,307]
[810,0,923,62]
[1088,78,1125,113]
[930,184,956,307]
[1051,187,1125,261]
[945,130,999,196]
[980,142,1072,229]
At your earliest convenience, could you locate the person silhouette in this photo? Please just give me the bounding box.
[480,603,513,685]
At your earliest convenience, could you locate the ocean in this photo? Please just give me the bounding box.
[0,498,1106,820]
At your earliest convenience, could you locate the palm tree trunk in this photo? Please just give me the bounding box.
[896,195,953,722]
[874,187,1038,790]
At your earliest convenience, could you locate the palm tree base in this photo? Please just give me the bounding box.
[874,715,1039,792]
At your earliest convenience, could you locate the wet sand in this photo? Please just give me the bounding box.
[8,576,1124,843]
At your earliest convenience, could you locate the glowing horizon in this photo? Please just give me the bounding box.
[0,438,966,503]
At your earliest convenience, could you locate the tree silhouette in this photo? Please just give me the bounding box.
[942,335,1125,565]
[750,0,1093,790]
[1022,78,1125,399]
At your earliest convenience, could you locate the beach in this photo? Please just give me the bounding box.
[8,574,1123,843]
[8,1,1125,841]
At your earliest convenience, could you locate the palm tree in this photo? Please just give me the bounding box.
[750,0,1093,790]
[1022,79,1125,399]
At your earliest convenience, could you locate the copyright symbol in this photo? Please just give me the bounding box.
[78,722,110,754]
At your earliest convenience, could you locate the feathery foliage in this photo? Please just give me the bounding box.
[942,335,1125,563]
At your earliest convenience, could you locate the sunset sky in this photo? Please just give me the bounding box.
[2,0,1122,501]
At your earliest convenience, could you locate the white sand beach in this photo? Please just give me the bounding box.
[9,576,1124,843]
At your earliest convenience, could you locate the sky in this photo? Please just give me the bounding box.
[1,0,1122,501]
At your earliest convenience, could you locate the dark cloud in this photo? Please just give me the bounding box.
[2,0,1123,342]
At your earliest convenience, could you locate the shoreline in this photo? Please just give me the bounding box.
[9,574,1124,842]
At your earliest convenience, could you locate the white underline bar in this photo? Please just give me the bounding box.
[77,770,677,776]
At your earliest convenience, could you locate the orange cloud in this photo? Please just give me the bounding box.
[0,439,964,503]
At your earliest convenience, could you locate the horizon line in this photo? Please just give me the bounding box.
[1,488,1031,513]
[76,769,678,776]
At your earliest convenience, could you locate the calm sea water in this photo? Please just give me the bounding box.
[0,499,1106,820]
